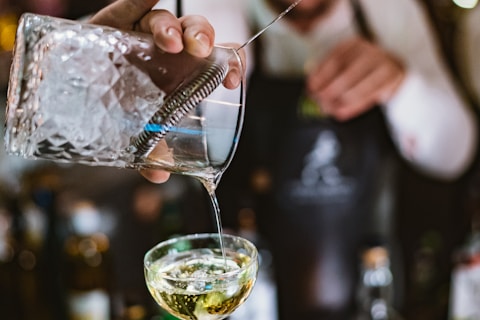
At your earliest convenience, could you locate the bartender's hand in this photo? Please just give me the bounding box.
[306,36,405,122]
[89,0,244,183]
[89,0,243,89]
[89,0,214,58]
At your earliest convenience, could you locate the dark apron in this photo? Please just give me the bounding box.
[217,1,398,319]
[221,72,396,318]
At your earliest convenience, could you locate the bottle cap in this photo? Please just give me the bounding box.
[362,246,390,269]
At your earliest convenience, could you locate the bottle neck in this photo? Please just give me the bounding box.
[358,246,395,319]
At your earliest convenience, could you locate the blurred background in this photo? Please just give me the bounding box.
[1,0,480,319]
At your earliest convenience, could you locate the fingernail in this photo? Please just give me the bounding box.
[224,61,243,89]
[195,32,211,51]
[226,71,241,89]
[166,27,182,41]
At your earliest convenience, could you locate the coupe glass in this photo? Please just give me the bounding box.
[4,13,245,190]
[144,233,258,320]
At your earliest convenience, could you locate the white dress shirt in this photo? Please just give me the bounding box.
[155,0,478,181]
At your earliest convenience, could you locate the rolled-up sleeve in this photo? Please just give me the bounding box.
[364,0,478,180]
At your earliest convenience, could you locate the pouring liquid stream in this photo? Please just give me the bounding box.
[198,0,304,263]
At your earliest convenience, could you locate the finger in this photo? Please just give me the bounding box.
[318,46,376,102]
[352,61,403,103]
[328,80,379,121]
[339,51,404,108]
[140,169,171,184]
[222,45,246,89]
[180,15,215,57]
[89,0,159,29]
[328,61,405,121]
[139,9,185,53]
[307,37,359,93]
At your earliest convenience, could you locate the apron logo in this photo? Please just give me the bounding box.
[301,130,341,187]
[281,130,356,205]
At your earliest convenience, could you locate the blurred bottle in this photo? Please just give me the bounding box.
[0,189,21,319]
[16,193,52,319]
[18,167,65,319]
[356,246,403,320]
[63,200,113,320]
[229,207,278,320]
[449,196,480,319]
[0,1,18,89]
[0,170,56,320]
[406,229,450,320]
